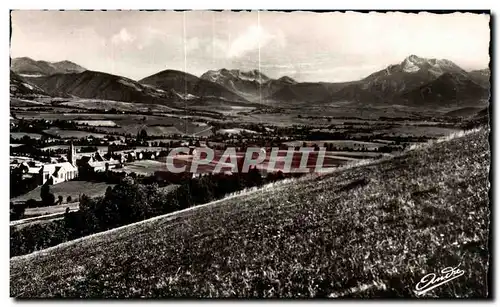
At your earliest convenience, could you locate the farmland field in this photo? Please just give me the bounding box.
[217,128,258,135]
[377,126,461,138]
[284,140,387,150]
[10,128,490,298]
[43,128,111,139]
[11,181,115,202]
[74,120,117,127]
[112,160,168,175]
[23,202,80,218]
[59,99,181,113]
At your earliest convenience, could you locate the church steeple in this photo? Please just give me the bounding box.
[69,141,76,166]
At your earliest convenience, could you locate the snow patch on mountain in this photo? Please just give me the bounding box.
[171,89,198,100]
[23,83,34,90]
[401,58,420,73]
[201,69,270,84]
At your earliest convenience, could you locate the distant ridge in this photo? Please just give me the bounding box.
[26,70,175,104]
[11,57,86,77]
[200,68,298,102]
[468,68,490,88]
[140,69,248,103]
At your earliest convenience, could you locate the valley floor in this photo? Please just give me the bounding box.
[10,128,491,298]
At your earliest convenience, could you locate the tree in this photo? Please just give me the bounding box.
[26,198,38,208]
[138,129,148,140]
[40,184,55,207]
[58,195,63,205]
[67,196,72,203]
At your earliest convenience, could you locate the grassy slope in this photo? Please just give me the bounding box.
[10,129,490,298]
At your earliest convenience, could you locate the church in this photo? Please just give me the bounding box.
[39,143,79,185]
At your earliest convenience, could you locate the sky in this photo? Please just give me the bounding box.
[10,10,490,82]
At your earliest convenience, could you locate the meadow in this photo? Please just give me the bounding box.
[11,181,115,203]
[43,128,111,139]
[10,128,490,298]
[112,160,168,176]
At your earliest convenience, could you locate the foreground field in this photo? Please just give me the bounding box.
[11,181,114,202]
[10,129,490,298]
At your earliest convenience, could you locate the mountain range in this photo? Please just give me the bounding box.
[10,55,490,107]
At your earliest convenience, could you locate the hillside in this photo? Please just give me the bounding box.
[399,72,489,106]
[11,57,86,76]
[10,128,490,298]
[469,68,490,88]
[25,70,175,104]
[10,70,50,97]
[140,69,248,103]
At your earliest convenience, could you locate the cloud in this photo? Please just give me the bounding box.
[185,37,200,52]
[111,28,136,44]
[227,25,285,58]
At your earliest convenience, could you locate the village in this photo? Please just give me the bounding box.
[10,110,416,210]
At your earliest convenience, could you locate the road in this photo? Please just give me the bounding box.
[10,202,80,228]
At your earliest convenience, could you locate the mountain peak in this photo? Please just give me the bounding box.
[400,54,430,71]
[405,54,423,62]
[201,68,270,84]
[277,76,297,84]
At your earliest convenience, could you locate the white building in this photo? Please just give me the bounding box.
[39,142,78,185]
[39,162,78,185]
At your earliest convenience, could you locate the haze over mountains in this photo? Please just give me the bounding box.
[10,55,490,107]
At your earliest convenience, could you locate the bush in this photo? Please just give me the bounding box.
[26,198,39,208]
[10,202,26,221]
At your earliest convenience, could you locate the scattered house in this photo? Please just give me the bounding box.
[78,150,121,172]
[13,161,43,180]
[86,158,121,172]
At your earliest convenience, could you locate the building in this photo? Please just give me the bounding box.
[39,162,78,185]
[39,142,78,185]
[79,150,121,172]
[86,158,121,172]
